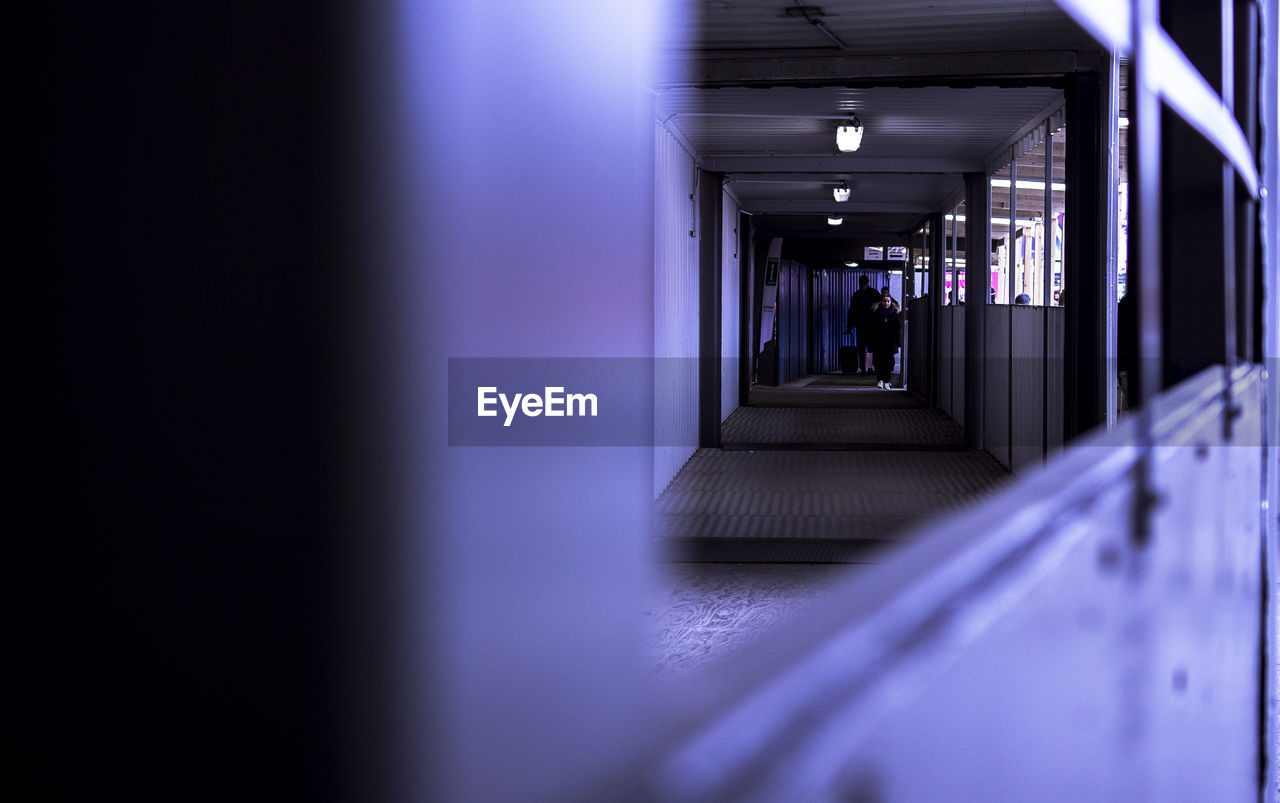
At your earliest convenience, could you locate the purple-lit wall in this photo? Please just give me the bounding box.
[721,189,742,423]
[382,1,669,799]
[654,121,700,494]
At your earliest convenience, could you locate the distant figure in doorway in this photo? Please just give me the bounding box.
[1014,292,1031,305]
[844,276,882,375]
[869,293,902,389]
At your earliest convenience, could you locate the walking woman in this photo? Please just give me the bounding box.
[868,292,902,389]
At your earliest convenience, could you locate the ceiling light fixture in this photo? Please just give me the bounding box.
[833,182,850,202]
[827,216,844,226]
[844,261,859,267]
[835,116,863,152]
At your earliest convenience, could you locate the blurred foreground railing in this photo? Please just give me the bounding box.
[625,364,1266,801]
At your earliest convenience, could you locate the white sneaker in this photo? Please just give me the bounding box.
[876,380,885,389]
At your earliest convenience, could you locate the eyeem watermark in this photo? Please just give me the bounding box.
[449,358,665,446]
[477,386,598,427]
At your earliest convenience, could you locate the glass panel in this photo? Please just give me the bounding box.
[991,163,1013,304]
[1013,139,1049,306]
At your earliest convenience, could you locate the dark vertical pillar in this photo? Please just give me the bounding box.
[699,170,724,447]
[964,172,990,450]
[739,213,753,406]
[1159,124,1227,389]
[1158,0,1228,390]
[1234,0,1260,362]
[1043,129,1055,307]
[929,212,946,408]
[49,3,345,799]
[1063,71,1108,439]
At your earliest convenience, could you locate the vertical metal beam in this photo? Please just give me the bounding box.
[1220,0,1240,439]
[1044,127,1056,307]
[1235,0,1259,364]
[1008,150,1018,457]
[1043,121,1055,459]
[1009,150,1018,304]
[964,172,990,451]
[699,170,724,447]
[930,212,946,409]
[1259,0,1280,793]
[1160,13,1229,391]
[1104,50,1121,428]
[950,207,960,306]
[739,212,753,407]
[1131,0,1163,546]
[1063,70,1108,440]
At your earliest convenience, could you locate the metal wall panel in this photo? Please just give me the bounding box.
[654,123,699,496]
[937,306,954,419]
[984,306,1012,469]
[777,260,810,383]
[1010,306,1047,473]
[1045,307,1066,455]
[720,191,741,423]
[811,269,890,374]
[907,299,931,396]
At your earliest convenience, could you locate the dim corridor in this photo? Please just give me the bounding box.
[649,379,1011,674]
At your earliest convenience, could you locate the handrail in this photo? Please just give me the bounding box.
[637,364,1261,801]
[1051,1,1261,197]
[1146,28,1262,197]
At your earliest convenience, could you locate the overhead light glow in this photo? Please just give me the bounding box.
[1119,117,1130,127]
[835,116,863,152]
[844,261,859,267]
[990,178,1067,192]
[833,182,851,202]
[827,216,844,226]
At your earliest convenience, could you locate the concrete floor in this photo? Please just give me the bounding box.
[651,376,1011,674]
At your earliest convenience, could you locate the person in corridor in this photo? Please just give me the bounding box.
[844,275,882,375]
[869,292,902,389]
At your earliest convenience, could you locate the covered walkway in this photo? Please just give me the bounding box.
[657,382,1007,563]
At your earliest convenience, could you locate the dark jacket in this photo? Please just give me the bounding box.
[866,302,901,352]
[846,287,882,338]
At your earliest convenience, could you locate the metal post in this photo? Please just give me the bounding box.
[1219,0,1239,440]
[964,172,990,451]
[1063,70,1108,440]
[950,206,959,305]
[1105,49,1121,428]
[1044,127,1055,307]
[1042,122,1054,460]
[930,212,946,408]
[1009,150,1018,304]
[1131,0,1163,546]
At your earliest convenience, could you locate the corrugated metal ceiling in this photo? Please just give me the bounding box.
[657,0,1101,237]
[666,86,1062,159]
[664,0,1098,55]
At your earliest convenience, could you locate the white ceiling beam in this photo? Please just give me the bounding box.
[702,155,983,173]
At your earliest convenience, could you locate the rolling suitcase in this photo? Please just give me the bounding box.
[838,334,858,374]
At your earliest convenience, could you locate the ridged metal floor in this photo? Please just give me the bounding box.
[721,406,966,449]
[657,385,1009,563]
